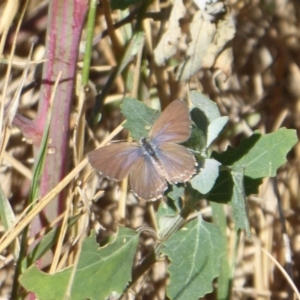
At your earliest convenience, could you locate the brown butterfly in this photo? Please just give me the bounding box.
[88,100,196,200]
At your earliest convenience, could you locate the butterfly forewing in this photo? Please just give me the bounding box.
[88,143,142,181]
[155,143,196,184]
[129,155,168,200]
[150,100,191,145]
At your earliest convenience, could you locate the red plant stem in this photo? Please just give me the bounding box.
[36,0,88,221]
[14,0,89,230]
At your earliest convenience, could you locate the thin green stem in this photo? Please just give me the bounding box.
[128,189,204,293]
[82,0,97,86]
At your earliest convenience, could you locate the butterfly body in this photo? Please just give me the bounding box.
[140,137,156,157]
[88,100,196,200]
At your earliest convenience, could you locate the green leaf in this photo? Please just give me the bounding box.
[25,228,60,270]
[72,228,138,299]
[0,183,19,258]
[19,265,72,300]
[167,185,185,203]
[208,128,297,234]
[210,202,232,300]
[184,124,206,155]
[29,81,53,202]
[190,91,228,150]
[111,0,141,10]
[231,167,251,237]
[213,128,298,179]
[190,90,221,122]
[0,184,15,232]
[206,116,228,147]
[190,108,209,148]
[157,186,188,233]
[120,97,159,140]
[118,31,145,72]
[206,170,233,203]
[163,214,225,299]
[166,185,185,212]
[20,227,139,300]
[207,170,262,203]
[24,214,81,268]
[191,158,221,194]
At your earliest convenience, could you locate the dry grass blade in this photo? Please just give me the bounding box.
[0,45,34,164]
[1,0,300,298]
[0,0,28,135]
[0,73,61,252]
[262,248,300,299]
[2,152,32,180]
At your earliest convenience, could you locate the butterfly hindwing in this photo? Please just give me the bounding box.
[155,143,196,184]
[129,154,168,200]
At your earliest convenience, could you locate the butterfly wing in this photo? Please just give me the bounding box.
[150,100,191,145]
[155,143,196,184]
[129,155,167,200]
[88,142,142,181]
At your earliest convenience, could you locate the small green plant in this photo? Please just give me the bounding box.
[18,91,297,299]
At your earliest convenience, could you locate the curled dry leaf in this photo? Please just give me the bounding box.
[154,0,186,66]
[194,0,220,11]
[176,1,236,81]
[202,10,236,75]
[176,9,216,81]
[213,46,233,77]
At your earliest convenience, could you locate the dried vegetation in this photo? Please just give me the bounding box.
[0,0,300,299]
